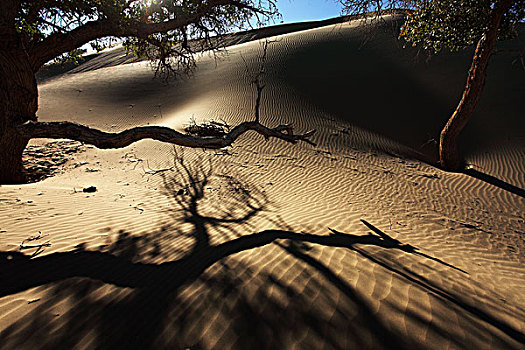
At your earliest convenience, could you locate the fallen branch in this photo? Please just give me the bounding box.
[20,231,51,253]
[17,120,316,149]
[19,241,51,250]
[19,240,51,258]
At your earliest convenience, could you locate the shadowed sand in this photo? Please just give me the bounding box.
[1,15,524,349]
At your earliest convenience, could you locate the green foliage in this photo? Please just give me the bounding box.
[339,0,525,52]
[16,17,43,42]
[90,38,116,53]
[339,0,413,15]
[401,0,493,52]
[401,0,525,52]
[55,48,88,65]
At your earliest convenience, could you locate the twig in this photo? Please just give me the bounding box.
[144,167,174,175]
[134,203,145,213]
[252,39,276,123]
[25,231,43,241]
[19,231,51,257]
[20,241,51,250]
[143,160,174,175]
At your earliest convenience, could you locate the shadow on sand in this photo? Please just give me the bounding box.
[463,167,525,199]
[1,154,524,349]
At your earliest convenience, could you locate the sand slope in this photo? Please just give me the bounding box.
[1,16,524,349]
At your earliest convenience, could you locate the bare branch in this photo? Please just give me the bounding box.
[19,241,51,250]
[253,40,271,122]
[16,120,316,149]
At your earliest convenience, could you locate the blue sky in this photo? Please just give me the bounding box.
[277,0,343,23]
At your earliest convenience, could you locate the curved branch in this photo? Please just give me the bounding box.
[16,120,316,149]
[31,17,185,70]
[30,0,274,70]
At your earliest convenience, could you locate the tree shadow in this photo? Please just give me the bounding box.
[463,167,525,199]
[1,154,524,349]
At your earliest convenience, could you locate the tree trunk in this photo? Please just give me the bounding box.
[0,126,30,184]
[0,48,38,184]
[439,0,514,171]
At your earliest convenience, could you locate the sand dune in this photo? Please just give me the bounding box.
[1,15,524,349]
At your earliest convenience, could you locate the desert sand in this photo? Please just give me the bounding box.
[0,15,524,349]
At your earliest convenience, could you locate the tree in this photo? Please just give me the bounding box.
[339,0,524,171]
[0,0,315,184]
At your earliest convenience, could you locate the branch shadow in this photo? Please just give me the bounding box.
[0,153,523,349]
[463,167,525,199]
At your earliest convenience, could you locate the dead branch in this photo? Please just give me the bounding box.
[20,241,51,250]
[184,117,230,137]
[19,239,51,258]
[25,231,44,242]
[252,39,278,123]
[16,120,316,149]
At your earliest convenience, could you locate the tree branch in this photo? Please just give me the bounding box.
[30,0,274,70]
[16,120,316,149]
